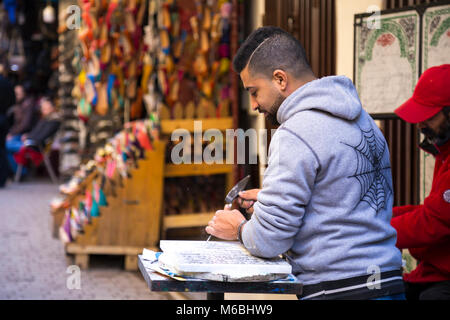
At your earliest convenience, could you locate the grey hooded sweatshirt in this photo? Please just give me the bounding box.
[241,75,403,287]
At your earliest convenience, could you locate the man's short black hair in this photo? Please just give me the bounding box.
[232,26,313,78]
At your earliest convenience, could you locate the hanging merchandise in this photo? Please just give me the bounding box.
[58,203,93,244]
[51,0,240,246]
[59,210,73,243]
[142,0,162,120]
[7,28,26,74]
[39,1,58,40]
[58,0,83,177]
[60,0,156,166]
[70,207,85,237]
[73,0,149,122]
[3,0,17,24]
[43,2,56,24]
[90,185,100,217]
[79,201,91,226]
[150,0,234,120]
[84,188,93,213]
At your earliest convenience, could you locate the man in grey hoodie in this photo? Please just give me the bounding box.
[205,27,404,300]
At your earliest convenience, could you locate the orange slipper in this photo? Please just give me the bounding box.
[125,11,136,33]
[158,69,168,96]
[99,20,109,47]
[185,101,196,119]
[130,88,143,119]
[217,98,230,118]
[162,3,171,29]
[100,43,111,66]
[211,13,222,43]
[127,77,138,99]
[202,78,214,98]
[203,6,211,31]
[190,16,199,41]
[200,30,209,53]
[169,78,180,104]
[141,53,153,94]
[96,82,108,116]
[159,103,171,120]
[127,57,137,79]
[193,54,208,77]
[160,29,170,55]
[173,102,184,119]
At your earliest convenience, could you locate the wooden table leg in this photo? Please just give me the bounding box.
[207,292,224,300]
[75,254,89,269]
[124,255,138,271]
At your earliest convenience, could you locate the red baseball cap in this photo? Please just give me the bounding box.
[395,64,450,123]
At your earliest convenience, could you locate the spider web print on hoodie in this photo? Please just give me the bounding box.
[342,126,393,215]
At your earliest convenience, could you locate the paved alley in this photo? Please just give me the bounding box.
[0,179,204,300]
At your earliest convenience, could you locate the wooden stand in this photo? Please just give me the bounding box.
[53,116,236,269]
[58,140,166,271]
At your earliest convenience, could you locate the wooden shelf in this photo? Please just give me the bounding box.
[163,213,215,230]
[160,118,236,237]
[65,243,150,255]
[160,117,233,134]
[164,163,233,177]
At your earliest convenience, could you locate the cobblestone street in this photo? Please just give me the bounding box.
[0,179,204,300]
[0,178,296,301]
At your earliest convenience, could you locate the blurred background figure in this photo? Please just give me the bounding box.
[5,82,38,176]
[0,62,16,187]
[8,83,38,138]
[12,95,60,179]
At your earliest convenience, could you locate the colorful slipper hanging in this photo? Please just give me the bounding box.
[90,198,100,217]
[98,188,108,207]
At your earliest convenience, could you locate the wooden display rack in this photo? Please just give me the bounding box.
[52,118,236,270]
[51,0,241,271]
[160,118,235,235]
[57,140,166,271]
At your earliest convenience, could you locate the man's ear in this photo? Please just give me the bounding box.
[272,69,288,91]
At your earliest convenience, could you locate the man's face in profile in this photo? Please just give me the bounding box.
[240,65,284,126]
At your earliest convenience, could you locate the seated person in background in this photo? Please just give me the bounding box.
[13,96,60,171]
[7,83,38,138]
[390,64,450,300]
[5,83,38,173]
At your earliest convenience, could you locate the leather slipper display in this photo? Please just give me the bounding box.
[56,117,160,244]
[74,0,149,123]
[58,0,235,177]
[58,1,83,177]
[149,0,234,121]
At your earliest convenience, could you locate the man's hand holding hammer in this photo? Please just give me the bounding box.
[205,189,261,240]
[237,189,260,214]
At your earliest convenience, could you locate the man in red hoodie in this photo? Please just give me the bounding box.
[391,64,450,300]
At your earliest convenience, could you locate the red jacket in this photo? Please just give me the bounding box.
[391,139,450,283]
